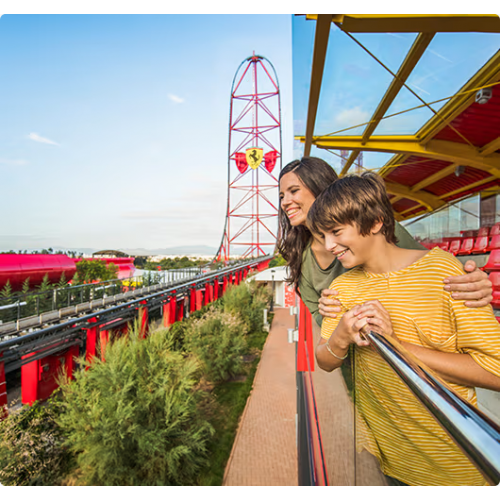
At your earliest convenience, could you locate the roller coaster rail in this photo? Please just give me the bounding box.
[0,256,271,375]
[0,266,205,330]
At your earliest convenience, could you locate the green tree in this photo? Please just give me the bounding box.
[56,322,214,486]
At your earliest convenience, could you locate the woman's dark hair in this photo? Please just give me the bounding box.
[277,157,338,291]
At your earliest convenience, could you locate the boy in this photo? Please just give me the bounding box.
[307,172,500,486]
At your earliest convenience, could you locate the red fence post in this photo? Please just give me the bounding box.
[223,276,228,294]
[297,299,314,372]
[86,317,98,368]
[0,354,7,419]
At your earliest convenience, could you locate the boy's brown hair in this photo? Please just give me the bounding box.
[307,171,398,244]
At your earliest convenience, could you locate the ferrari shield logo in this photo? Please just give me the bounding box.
[246,148,264,170]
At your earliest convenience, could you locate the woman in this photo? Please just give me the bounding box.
[277,157,493,329]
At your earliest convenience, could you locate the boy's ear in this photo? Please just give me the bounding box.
[371,220,384,235]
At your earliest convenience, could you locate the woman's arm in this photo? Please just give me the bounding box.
[356,300,500,391]
[444,260,493,308]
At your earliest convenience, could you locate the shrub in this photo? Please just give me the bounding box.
[222,281,270,335]
[55,322,214,486]
[184,307,247,383]
[0,397,74,486]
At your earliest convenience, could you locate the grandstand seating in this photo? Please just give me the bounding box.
[478,227,490,237]
[487,235,500,252]
[457,237,475,256]
[449,239,462,256]
[488,272,500,309]
[471,236,490,254]
[482,250,500,272]
[437,241,450,251]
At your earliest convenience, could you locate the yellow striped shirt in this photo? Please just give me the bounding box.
[321,247,500,486]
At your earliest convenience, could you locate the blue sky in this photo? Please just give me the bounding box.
[0,13,293,252]
[1,8,499,254]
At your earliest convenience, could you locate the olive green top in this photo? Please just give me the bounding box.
[298,222,425,327]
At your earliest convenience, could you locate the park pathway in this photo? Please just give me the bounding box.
[222,306,298,486]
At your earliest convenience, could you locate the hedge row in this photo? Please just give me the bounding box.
[0,280,271,486]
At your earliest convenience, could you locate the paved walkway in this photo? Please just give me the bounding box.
[223,307,298,486]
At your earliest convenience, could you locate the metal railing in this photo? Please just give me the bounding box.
[364,329,500,486]
[295,300,500,486]
[0,267,204,326]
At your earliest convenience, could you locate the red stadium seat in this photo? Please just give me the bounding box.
[449,239,462,256]
[488,273,500,308]
[491,224,500,236]
[471,236,490,254]
[482,250,500,272]
[487,235,500,252]
[457,237,474,256]
[478,227,490,237]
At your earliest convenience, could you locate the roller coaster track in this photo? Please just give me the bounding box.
[0,256,271,375]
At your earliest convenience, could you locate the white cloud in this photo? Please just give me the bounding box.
[168,94,185,104]
[0,158,28,166]
[333,106,370,130]
[28,132,60,146]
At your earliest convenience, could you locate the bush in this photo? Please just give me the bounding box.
[0,397,74,486]
[55,322,214,486]
[184,307,247,383]
[222,281,270,335]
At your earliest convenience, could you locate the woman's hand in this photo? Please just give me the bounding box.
[318,288,342,319]
[443,260,493,308]
[352,300,396,340]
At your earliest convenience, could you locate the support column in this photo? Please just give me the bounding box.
[213,279,219,300]
[163,300,172,327]
[190,287,196,313]
[176,298,184,322]
[86,317,98,368]
[169,295,177,324]
[139,301,149,338]
[64,345,79,381]
[0,354,7,420]
[100,329,110,362]
[196,290,203,310]
[21,353,38,405]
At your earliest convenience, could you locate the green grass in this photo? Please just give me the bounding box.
[197,322,270,486]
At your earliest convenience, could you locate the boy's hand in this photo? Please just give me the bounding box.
[319,288,342,319]
[337,305,371,348]
[443,260,492,308]
[353,300,395,340]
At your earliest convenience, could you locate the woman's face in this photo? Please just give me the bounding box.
[279,172,317,227]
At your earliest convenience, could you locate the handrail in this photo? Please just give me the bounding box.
[364,329,500,486]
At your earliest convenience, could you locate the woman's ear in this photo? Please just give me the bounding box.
[371,220,384,235]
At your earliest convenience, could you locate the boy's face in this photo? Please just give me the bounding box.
[320,223,376,269]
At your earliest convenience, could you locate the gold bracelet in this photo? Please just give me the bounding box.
[325,342,348,360]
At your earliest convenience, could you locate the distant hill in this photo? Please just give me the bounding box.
[119,245,220,256]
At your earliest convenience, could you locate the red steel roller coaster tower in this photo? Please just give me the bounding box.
[216,53,282,262]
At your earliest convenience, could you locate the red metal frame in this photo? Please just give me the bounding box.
[217,53,282,262]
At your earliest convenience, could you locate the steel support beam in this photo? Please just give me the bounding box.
[304,14,332,156]
[340,32,435,176]
[305,14,500,34]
